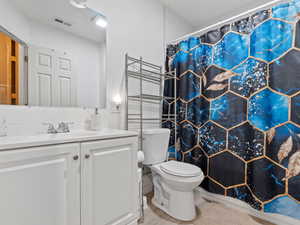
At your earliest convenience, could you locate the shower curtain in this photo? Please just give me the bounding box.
[163,0,300,220]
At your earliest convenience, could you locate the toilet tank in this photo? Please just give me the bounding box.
[142,128,170,165]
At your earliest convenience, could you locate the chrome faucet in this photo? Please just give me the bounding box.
[43,122,73,134]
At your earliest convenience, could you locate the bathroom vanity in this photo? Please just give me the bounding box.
[0,130,139,225]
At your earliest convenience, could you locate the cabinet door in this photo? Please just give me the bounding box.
[0,144,80,225]
[81,137,138,225]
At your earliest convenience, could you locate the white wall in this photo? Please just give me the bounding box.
[89,0,194,129]
[164,7,197,44]
[0,0,194,136]
[0,0,30,43]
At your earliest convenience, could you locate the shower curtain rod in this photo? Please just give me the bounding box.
[168,0,289,45]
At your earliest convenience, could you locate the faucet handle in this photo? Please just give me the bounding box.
[57,122,74,133]
[42,122,57,134]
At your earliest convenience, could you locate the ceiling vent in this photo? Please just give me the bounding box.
[54,18,72,27]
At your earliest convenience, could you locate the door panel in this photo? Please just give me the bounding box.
[0,144,80,225]
[55,53,76,107]
[81,137,138,225]
[59,57,71,71]
[28,47,55,106]
[60,76,71,106]
[38,72,52,106]
[38,53,52,68]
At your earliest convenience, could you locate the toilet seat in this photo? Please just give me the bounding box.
[160,160,202,177]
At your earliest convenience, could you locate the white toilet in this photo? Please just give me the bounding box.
[142,128,204,221]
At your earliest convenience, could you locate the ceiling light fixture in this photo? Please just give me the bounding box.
[94,15,108,28]
[69,0,88,9]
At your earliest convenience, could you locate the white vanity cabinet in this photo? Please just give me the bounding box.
[0,135,138,225]
[0,143,81,225]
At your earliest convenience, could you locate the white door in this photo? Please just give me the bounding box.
[55,51,77,107]
[0,144,81,225]
[81,137,139,225]
[28,46,56,106]
[28,46,77,107]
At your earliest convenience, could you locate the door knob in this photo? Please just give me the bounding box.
[85,154,90,159]
[73,155,79,160]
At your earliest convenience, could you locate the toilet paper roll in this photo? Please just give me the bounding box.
[137,151,145,163]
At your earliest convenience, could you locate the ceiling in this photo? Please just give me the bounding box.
[9,0,106,43]
[160,0,276,30]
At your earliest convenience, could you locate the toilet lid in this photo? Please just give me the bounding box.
[160,161,202,177]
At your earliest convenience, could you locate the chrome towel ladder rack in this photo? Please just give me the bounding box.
[125,54,176,223]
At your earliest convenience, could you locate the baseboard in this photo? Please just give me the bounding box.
[195,187,300,225]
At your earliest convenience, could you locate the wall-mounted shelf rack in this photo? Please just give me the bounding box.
[125,54,176,135]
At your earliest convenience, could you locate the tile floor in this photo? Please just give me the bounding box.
[141,197,275,225]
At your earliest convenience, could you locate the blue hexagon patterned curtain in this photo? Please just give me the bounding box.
[163,0,300,221]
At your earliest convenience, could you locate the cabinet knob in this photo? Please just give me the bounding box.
[73,155,79,160]
[85,154,90,159]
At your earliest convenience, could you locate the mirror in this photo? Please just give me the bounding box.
[0,0,107,108]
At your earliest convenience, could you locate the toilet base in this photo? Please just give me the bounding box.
[152,184,197,221]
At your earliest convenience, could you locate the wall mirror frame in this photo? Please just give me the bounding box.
[0,0,107,109]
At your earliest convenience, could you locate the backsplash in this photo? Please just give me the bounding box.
[0,105,101,137]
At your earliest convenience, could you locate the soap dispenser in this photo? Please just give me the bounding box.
[90,108,101,131]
